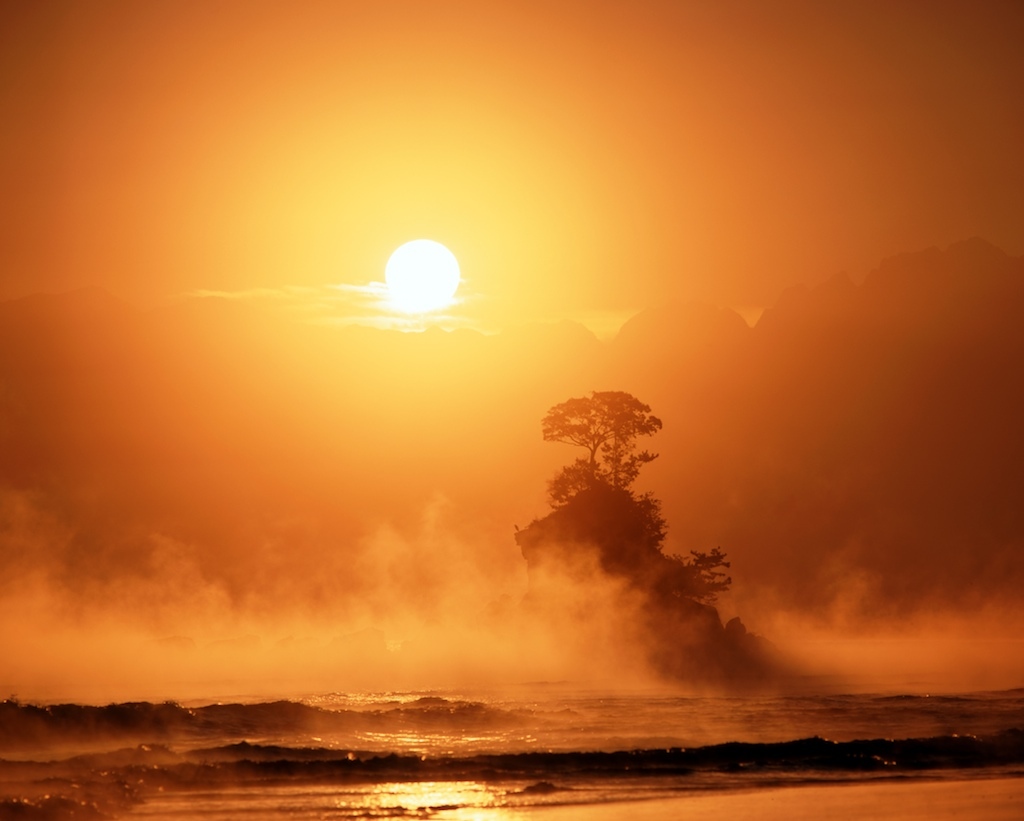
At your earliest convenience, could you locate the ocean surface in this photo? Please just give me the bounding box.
[2,685,1022,819]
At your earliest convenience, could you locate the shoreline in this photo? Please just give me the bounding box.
[503,775,1024,821]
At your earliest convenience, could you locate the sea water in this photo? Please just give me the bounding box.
[1,685,1022,818]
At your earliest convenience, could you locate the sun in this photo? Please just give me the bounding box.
[385,239,461,314]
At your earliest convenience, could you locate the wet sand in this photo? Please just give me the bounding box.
[492,777,1024,821]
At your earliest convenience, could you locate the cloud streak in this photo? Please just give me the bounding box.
[183,281,481,332]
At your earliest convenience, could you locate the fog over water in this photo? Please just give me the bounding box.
[2,239,1023,701]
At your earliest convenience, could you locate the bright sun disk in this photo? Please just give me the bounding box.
[385,239,461,314]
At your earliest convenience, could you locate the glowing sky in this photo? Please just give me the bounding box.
[4,1,1024,700]
[2,0,1023,333]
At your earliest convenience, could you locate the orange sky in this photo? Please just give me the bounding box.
[3,2,1024,697]
[2,0,1023,333]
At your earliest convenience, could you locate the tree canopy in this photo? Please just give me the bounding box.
[542,390,662,504]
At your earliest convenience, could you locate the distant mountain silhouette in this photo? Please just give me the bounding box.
[618,238,1024,619]
[614,301,750,354]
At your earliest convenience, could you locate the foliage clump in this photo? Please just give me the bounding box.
[526,390,730,604]
[542,390,663,502]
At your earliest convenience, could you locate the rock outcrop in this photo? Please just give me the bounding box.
[515,484,781,686]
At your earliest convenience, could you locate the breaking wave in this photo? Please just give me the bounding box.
[2,691,1023,819]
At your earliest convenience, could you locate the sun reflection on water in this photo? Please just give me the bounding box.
[359,780,497,814]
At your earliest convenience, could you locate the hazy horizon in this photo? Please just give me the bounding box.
[3,236,1023,702]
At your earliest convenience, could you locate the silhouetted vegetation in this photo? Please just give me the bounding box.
[542,390,662,501]
[528,391,731,604]
[516,391,778,684]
